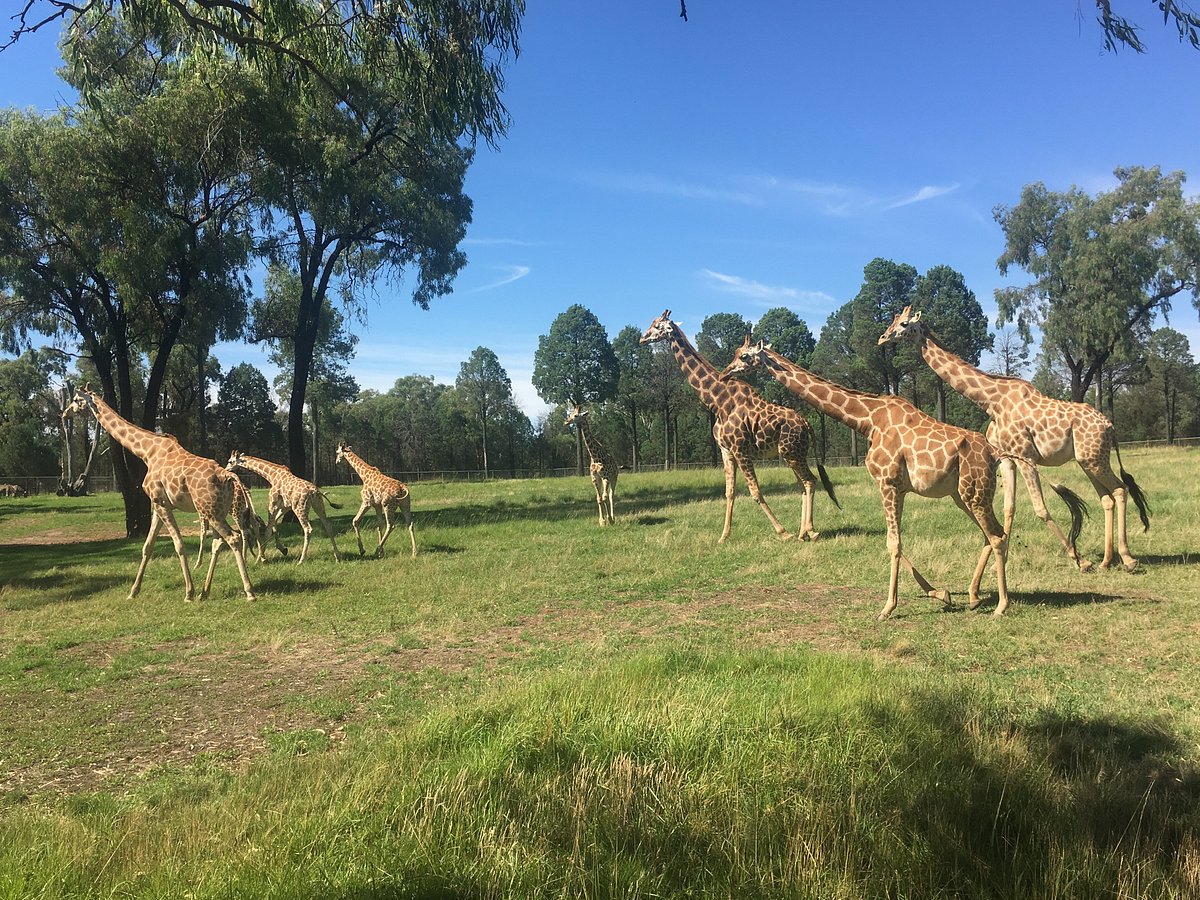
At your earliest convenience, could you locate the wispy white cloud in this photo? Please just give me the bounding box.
[884,183,961,210]
[468,265,531,293]
[700,269,836,309]
[578,170,763,206]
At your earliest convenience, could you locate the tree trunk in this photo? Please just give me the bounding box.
[935,378,947,423]
[850,426,859,467]
[663,402,670,470]
[482,414,491,478]
[574,426,584,477]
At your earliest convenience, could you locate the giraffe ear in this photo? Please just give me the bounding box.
[911,310,922,323]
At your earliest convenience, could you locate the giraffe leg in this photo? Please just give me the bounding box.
[605,480,616,525]
[350,500,371,556]
[879,486,903,620]
[152,506,195,603]
[269,499,289,557]
[737,453,793,542]
[374,503,395,558]
[202,518,256,602]
[719,448,737,544]
[1015,462,1092,571]
[402,499,417,558]
[781,447,819,541]
[999,456,1016,539]
[193,519,208,570]
[297,514,314,564]
[1084,466,1137,571]
[591,471,606,526]
[130,509,172,600]
[311,497,343,562]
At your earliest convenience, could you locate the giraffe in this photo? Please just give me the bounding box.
[564,405,619,525]
[640,310,839,543]
[878,306,1148,571]
[226,450,344,563]
[62,385,256,602]
[335,443,416,558]
[194,474,267,569]
[721,338,1081,619]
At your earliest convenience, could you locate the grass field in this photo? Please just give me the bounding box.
[1,446,1199,898]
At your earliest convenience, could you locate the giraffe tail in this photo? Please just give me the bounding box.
[1048,482,1090,551]
[318,490,343,510]
[1113,441,1151,532]
[816,462,841,510]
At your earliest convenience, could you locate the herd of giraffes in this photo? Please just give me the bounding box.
[59,306,1150,621]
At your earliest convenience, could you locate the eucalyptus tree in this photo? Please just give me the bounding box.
[1144,328,1197,443]
[751,306,815,409]
[456,346,514,479]
[994,166,1200,403]
[532,304,619,473]
[694,311,752,463]
[849,258,920,397]
[611,324,653,472]
[211,363,283,458]
[0,348,61,477]
[0,26,257,534]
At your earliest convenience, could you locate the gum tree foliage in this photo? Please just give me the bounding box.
[1144,327,1196,442]
[5,0,523,482]
[0,348,61,476]
[995,167,1200,403]
[211,362,284,458]
[0,27,257,535]
[751,306,816,411]
[611,324,654,472]
[849,258,921,396]
[456,345,514,479]
[532,304,619,474]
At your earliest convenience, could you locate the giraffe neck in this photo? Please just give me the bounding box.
[915,328,1007,414]
[84,392,173,460]
[576,419,607,462]
[239,455,294,484]
[759,349,880,436]
[667,328,723,408]
[343,450,379,482]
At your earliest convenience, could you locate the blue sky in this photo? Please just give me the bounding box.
[2,2,1199,417]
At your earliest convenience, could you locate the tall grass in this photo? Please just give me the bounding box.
[1,447,1199,897]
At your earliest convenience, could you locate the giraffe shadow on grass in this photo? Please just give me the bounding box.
[1,571,128,609]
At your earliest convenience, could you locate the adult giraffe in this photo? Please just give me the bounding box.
[878,306,1146,571]
[722,339,1082,618]
[640,310,839,543]
[62,385,256,602]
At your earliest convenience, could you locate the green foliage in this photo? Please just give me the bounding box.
[211,363,284,458]
[752,307,816,410]
[850,257,920,395]
[532,305,619,408]
[456,346,515,476]
[994,166,1200,402]
[0,349,60,476]
[695,311,752,369]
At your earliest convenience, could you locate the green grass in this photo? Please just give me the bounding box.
[1,447,1199,898]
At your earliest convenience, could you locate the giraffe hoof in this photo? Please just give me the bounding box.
[280,547,289,556]
[1078,559,1095,573]
[245,594,257,602]
[777,532,795,542]
[1123,560,1139,573]
[806,531,820,542]
[968,594,983,611]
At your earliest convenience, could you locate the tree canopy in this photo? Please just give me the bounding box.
[994,166,1200,402]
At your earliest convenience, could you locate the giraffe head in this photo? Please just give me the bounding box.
[226,449,246,471]
[335,442,350,464]
[640,310,681,344]
[877,306,924,347]
[720,337,770,379]
[61,384,98,421]
[564,405,589,427]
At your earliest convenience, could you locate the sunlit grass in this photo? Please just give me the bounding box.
[0,447,1198,897]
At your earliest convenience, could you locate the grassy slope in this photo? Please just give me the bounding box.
[0,447,1198,898]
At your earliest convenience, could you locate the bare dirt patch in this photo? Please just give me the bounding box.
[0,524,127,546]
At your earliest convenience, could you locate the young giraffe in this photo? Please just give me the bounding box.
[565,405,619,525]
[640,310,839,543]
[878,306,1148,571]
[195,474,267,569]
[62,385,256,602]
[722,338,1079,619]
[335,443,416,558]
[226,450,344,563]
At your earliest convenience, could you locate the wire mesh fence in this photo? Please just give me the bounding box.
[3,436,1196,496]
